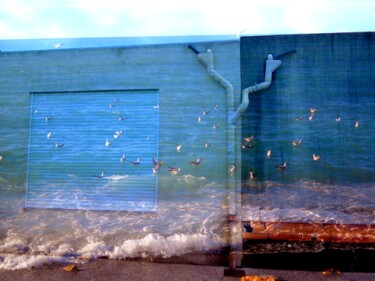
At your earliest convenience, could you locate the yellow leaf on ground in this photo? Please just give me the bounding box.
[62,264,77,272]
[241,276,276,281]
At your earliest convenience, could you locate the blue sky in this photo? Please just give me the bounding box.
[0,0,374,39]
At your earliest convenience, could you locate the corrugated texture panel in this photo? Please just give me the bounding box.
[26,90,159,212]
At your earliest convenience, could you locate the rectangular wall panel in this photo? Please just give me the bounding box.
[26,90,159,212]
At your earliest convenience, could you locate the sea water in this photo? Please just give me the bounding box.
[1,36,375,269]
[0,85,231,269]
[241,74,375,225]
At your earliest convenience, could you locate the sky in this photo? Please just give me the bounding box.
[0,0,374,40]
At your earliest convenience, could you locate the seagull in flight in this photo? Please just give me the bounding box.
[275,162,287,170]
[243,135,255,142]
[92,172,105,178]
[120,154,126,162]
[249,169,257,180]
[55,142,64,148]
[241,142,254,149]
[105,139,110,147]
[129,158,140,165]
[168,167,181,175]
[313,154,321,161]
[292,139,302,146]
[190,158,201,166]
[152,156,163,173]
[266,149,272,157]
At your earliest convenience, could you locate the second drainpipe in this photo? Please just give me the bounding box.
[191,47,242,272]
[231,54,281,124]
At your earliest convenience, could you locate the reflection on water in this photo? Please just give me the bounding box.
[241,69,375,225]
[242,181,375,225]
[0,78,231,269]
[0,177,230,269]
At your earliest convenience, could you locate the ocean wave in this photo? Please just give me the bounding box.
[0,233,224,270]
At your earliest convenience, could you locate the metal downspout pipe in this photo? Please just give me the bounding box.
[231,54,281,124]
[189,46,241,271]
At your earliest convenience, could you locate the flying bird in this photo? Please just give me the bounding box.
[243,135,255,142]
[152,156,163,173]
[129,158,140,165]
[176,144,182,152]
[114,130,123,139]
[241,142,254,149]
[266,149,272,157]
[292,139,302,146]
[105,139,110,147]
[168,167,181,175]
[55,142,64,148]
[313,154,321,161]
[249,169,257,180]
[275,162,287,170]
[190,158,201,166]
[92,172,105,178]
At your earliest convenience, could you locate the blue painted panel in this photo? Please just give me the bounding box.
[26,90,159,212]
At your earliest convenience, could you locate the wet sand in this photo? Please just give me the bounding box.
[0,259,374,281]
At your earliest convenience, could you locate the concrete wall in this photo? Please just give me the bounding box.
[240,32,375,184]
[0,41,243,251]
[0,41,241,185]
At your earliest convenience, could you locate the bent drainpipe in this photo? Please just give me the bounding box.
[231,54,281,124]
[189,46,242,273]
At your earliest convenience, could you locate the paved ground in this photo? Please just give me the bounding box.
[0,259,374,281]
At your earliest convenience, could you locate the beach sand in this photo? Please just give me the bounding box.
[0,258,374,281]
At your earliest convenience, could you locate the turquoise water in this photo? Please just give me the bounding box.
[27,91,158,211]
[0,74,231,269]
[241,77,375,224]
[0,36,374,269]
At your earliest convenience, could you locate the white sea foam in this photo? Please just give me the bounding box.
[107,175,130,181]
[0,233,224,270]
[0,254,65,270]
[109,233,223,259]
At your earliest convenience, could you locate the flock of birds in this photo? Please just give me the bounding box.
[243,107,361,182]
[32,101,362,183]
[40,98,159,178]
[38,98,212,179]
